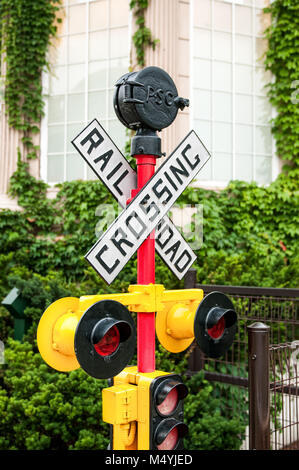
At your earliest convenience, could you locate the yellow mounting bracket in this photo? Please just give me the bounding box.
[78,284,203,314]
[127,284,165,312]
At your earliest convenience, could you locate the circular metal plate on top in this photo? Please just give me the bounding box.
[114,66,180,131]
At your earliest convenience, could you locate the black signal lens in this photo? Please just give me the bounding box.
[150,375,189,450]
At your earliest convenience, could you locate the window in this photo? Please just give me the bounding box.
[191,0,278,186]
[41,0,130,183]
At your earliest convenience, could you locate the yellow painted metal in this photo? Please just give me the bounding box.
[37,297,80,372]
[136,370,169,450]
[102,382,138,450]
[78,284,203,314]
[104,366,169,450]
[113,422,137,450]
[78,291,141,314]
[52,312,78,356]
[102,384,137,425]
[127,284,165,312]
[160,288,203,305]
[155,289,204,353]
[166,304,194,338]
[78,284,165,313]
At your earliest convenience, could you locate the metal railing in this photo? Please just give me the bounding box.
[184,268,299,450]
[269,342,299,449]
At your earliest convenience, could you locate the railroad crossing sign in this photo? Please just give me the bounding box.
[72,119,136,209]
[72,120,210,285]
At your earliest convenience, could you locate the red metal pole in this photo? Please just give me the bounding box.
[132,154,157,373]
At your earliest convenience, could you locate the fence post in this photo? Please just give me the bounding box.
[184,268,197,289]
[247,322,270,450]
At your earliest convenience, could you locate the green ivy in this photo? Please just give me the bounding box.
[0,0,61,159]
[129,0,159,67]
[264,0,299,175]
[3,162,299,292]
[183,372,245,450]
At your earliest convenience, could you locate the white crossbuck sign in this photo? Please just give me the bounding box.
[72,119,211,284]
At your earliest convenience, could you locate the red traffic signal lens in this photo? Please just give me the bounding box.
[207,315,225,339]
[157,426,179,450]
[94,325,120,356]
[157,387,179,416]
[155,380,188,417]
[154,419,188,450]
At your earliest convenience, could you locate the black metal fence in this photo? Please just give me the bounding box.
[184,269,299,450]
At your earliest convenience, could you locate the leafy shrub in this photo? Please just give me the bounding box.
[0,339,245,450]
[0,339,109,450]
[184,373,245,450]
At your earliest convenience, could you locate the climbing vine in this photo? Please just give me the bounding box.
[0,0,61,159]
[264,0,299,176]
[129,0,159,67]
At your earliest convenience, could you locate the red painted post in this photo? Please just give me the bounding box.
[136,155,156,373]
[127,154,157,373]
[114,68,189,373]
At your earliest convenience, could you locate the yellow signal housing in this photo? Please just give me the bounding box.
[155,290,204,353]
[37,284,203,372]
[37,297,81,372]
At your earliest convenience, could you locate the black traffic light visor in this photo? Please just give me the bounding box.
[91,317,132,345]
[155,419,188,446]
[205,306,237,332]
[155,379,188,408]
[194,291,237,358]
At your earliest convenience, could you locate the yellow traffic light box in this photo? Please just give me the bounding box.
[103,366,188,450]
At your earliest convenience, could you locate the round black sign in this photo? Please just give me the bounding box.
[114,66,189,131]
[194,292,237,358]
[74,300,136,379]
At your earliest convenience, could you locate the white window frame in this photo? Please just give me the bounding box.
[189,0,280,188]
[40,0,131,185]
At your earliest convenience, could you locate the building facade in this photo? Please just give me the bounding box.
[0,0,280,209]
